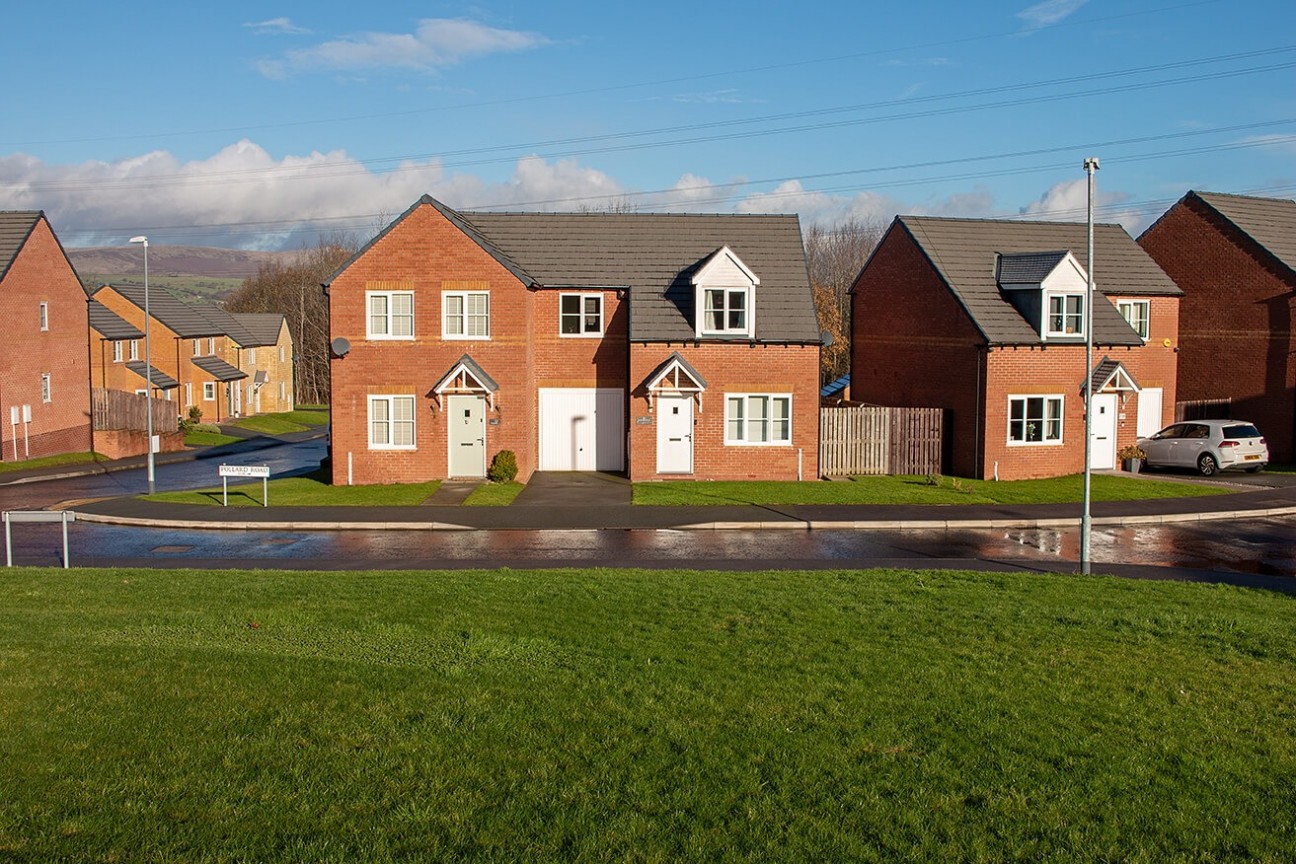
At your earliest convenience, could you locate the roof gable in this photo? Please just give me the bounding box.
[0,211,42,283]
[1189,190,1296,277]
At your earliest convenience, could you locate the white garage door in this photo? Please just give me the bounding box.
[539,388,625,471]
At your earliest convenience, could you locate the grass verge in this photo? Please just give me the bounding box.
[230,408,329,436]
[1,567,1292,861]
[143,468,439,507]
[184,430,244,448]
[463,481,525,506]
[0,451,105,474]
[634,473,1235,506]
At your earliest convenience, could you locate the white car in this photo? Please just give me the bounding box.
[1138,419,1268,476]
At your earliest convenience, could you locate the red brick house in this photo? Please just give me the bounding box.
[1138,191,1296,462]
[0,211,91,462]
[325,195,821,485]
[851,216,1181,480]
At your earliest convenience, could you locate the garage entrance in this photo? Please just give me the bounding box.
[538,388,624,471]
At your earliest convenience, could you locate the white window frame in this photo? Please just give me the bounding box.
[367,291,415,341]
[129,340,139,361]
[39,302,48,331]
[113,341,123,363]
[724,393,792,445]
[442,290,490,340]
[208,337,216,355]
[41,373,51,403]
[203,382,216,401]
[185,382,193,406]
[247,347,256,365]
[1118,299,1150,340]
[559,293,604,337]
[368,395,416,450]
[1008,395,1064,446]
[193,338,202,357]
[702,287,751,337]
[279,345,285,363]
[1045,292,1085,338]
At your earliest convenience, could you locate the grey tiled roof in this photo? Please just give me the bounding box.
[125,361,178,390]
[461,210,819,343]
[192,355,247,382]
[893,216,1181,346]
[88,300,143,340]
[111,283,227,338]
[1190,191,1296,276]
[996,251,1070,284]
[231,313,285,347]
[0,211,41,282]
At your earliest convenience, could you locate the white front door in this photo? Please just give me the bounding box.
[1090,393,1118,469]
[656,395,694,474]
[538,388,625,471]
[448,395,486,478]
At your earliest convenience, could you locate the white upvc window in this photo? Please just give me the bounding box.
[560,293,603,336]
[39,302,48,331]
[1118,299,1150,340]
[367,291,415,340]
[41,373,51,403]
[193,338,202,356]
[208,337,216,355]
[247,347,256,365]
[443,291,489,340]
[279,345,285,363]
[725,394,791,445]
[369,395,416,449]
[129,340,139,361]
[113,341,123,362]
[280,381,286,401]
[703,288,750,336]
[185,383,193,406]
[1045,293,1084,337]
[1008,395,1064,445]
[203,382,216,401]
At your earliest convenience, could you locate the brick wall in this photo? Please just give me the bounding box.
[627,342,820,481]
[0,217,91,462]
[1139,197,1296,460]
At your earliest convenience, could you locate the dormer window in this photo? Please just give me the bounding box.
[692,246,758,339]
[1046,293,1084,337]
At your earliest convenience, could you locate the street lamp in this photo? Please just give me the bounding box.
[129,235,155,495]
[1081,157,1100,575]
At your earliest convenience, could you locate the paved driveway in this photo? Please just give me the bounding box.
[511,472,631,507]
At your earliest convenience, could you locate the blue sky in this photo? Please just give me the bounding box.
[2,0,1293,249]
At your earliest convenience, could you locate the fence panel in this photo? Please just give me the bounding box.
[820,405,942,476]
[1175,398,1231,422]
[92,389,179,433]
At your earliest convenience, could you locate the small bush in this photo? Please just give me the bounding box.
[488,450,518,483]
[179,405,204,434]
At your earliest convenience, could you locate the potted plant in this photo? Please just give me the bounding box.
[1118,444,1146,473]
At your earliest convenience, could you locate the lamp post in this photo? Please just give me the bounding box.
[129,235,155,494]
[1081,157,1100,575]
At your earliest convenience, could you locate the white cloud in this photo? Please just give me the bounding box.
[244,18,310,36]
[1017,0,1088,31]
[258,18,549,78]
[1020,177,1146,233]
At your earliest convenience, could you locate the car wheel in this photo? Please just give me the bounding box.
[1198,453,1219,476]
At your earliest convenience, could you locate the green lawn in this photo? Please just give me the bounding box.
[184,430,244,448]
[463,481,525,506]
[634,473,1234,506]
[144,469,439,507]
[0,451,104,474]
[231,408,330,436]
[1,567,1292,861]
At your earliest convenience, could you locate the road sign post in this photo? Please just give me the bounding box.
[4,510,76,568]
[218,465,271,507]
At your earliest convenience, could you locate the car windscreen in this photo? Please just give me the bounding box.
[1222,424,1261,439]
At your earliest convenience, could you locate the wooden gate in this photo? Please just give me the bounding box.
[820,405,943,476]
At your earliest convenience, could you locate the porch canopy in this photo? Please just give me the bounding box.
[433,354,499,411]
[124,361,178,390]
[192,356,248,382]
[643,351,707,412]
[1084,356,1140,396]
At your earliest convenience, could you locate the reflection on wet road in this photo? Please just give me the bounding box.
[9,517,1296,582]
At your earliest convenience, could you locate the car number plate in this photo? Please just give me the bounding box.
[1245,454,1260,460]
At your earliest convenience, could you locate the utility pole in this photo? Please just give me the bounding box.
[1081,157,1100,575]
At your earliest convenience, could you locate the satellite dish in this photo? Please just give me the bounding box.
[330,337,351,357]
[820,330,834,348]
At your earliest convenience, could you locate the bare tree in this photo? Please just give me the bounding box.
[225,234,356,405]
[804,217,886,384]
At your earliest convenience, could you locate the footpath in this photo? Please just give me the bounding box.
[4,433,1295,532]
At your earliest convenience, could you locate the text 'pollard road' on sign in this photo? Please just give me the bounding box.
[218,464,271,507]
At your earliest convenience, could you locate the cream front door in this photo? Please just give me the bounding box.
[448,395,486,478]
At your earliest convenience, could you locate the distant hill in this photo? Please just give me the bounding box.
[68,245,295,303]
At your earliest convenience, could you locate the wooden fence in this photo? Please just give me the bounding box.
[92,388,179,434]
[1175,398,1231,422]
[820,405,943,476]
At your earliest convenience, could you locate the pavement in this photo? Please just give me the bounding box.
[5,447,1290,532]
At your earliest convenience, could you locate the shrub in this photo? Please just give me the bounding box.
[178,405,204,434]
[488,450,518,483]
